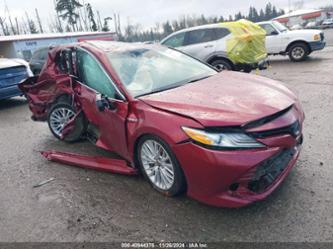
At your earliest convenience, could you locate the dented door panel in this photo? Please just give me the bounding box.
[74,82,130,160]
[19,75,75,121]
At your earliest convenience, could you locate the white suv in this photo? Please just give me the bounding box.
[257,21,326,61]
[160,24,268,72]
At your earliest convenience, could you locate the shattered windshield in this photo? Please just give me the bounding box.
[107,46,217,97]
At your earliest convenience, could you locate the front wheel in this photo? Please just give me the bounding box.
[211,59,233,71]
[137,135,186,196]
[288,43,309,62]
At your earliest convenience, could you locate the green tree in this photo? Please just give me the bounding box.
[265,3,273,20]
[102,17,112,32]
[56,0,83,31]
[28,19,38,34]
[162,21,173,36]
[86,3,97,31]
[234,11,243,21]
[259,9,265,21]
[248,7,260,22]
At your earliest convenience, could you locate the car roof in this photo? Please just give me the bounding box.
[256,21,274,25]
[82,40,162,53]
[161,23,223,42]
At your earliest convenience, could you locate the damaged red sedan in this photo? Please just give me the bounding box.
[20,41,304,208]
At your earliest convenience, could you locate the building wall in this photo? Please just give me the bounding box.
[276,11,328,28]
[13,37,77,61]
[10,34,115,61]
[0,42,16,58]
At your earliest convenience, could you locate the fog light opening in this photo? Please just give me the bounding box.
[229,183,240,192]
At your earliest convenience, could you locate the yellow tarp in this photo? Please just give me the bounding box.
[220,19,267,64]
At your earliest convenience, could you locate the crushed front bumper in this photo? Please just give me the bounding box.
[172,134,302,208]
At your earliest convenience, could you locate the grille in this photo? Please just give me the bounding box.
[249,121,301,139]
[248,148,297,193]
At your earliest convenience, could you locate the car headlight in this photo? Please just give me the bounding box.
[182,127,265,149]
[314,34,321,41]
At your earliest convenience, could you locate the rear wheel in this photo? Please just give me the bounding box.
[47,102,86,142]
[137,135,186,196]
[210,59,233,71]
[288,43,309,62]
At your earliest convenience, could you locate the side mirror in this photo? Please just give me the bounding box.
[270,31,279,36]
[96,94,117,112]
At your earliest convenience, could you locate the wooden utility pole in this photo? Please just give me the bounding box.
[0,17,7,35]
[113,13,117,33]
[53,0,63,32]
[4,0,16,34]
[117,13,121,35]
[35,8,44,33]
[81,0,89,31]
[97,10,102,31]
[15,17,20,34]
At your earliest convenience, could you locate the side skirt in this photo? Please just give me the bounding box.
[40,151,138,175]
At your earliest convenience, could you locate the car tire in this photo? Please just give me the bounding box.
[243,66,253,73]
[47,102,86,142]
[137,135,186,196]
[288,43,309,62]
[210,59,233,71]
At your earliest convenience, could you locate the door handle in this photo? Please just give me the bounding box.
[204,45,214,48]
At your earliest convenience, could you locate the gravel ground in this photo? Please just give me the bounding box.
[0,41,332,243]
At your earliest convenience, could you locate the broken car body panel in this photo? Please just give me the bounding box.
[41,151,138,175]
[19,75,75,121]
[20,41,305,208]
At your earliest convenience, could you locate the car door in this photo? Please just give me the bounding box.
[161,32,186,49]
[181,29,217,61]
[74,48,130,159]
[259,23,283,53]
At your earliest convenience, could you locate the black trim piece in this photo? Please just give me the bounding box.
[243,105,293,130]
[192,140,266,151]
[249,121,301,139]
[204,126,243,133]
[202,105,294,134]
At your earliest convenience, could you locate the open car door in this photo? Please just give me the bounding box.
[73,47,130,160]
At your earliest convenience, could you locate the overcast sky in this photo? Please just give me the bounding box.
[1,0,332,31]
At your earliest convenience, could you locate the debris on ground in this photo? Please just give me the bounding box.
[33,177,56,188]
[40,151,138,175]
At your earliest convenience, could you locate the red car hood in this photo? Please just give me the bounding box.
[139,71,297,127]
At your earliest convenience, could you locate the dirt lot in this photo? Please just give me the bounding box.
[0,36,333,243]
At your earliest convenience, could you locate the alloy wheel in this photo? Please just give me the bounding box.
[292,47,305,60]
[49,107,75,137]
[140,140,175,190]
[214,63,228,71]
